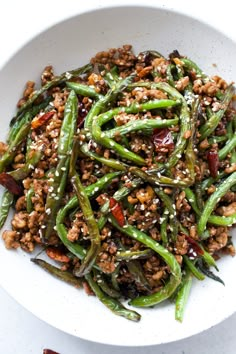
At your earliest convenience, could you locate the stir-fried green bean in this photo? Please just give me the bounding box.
[109,216,182,307]
[41,90,78,241]
[1,46,236,325]
[198,172,236,236]
[175,269,192,322]
[15,63,92,119]
[70,163,101,276]
[85,272,141,322]
[31,258,83,287]
[199,85,234,141]
[0,190,14,228]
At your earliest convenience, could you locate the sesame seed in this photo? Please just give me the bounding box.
[46,208,51,215]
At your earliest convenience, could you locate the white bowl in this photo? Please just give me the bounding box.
[0,4,236,347]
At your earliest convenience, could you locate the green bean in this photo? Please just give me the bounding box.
[90,100,179,166]
[66,81,102,99]
[197,171,236,236]
[208,136,227,145]
[7,111,31,143]
[129,81,191,171]
[185,187,236,227]
[199,246,218,269]
[104,117,179,139]
[196,259,224,285]
[218,134,236,161]
[183,255,205,281]
[80,143,127,171]
[15,63,92,118]
[70,169,101,277]
[201,171,226,192]
[97,215,108,230]
[185,99,199,183]
[55,173,121,270]
[57,171,122,223]
[31,258,83,287]
[98,65,119,87]
[111,264,121,291]
[195,183,204,212]
[8,149,43,181]
[160,210,168,245]
[127,260,150,292]
[113,178,142,201]
[109,216,182,307]
[130,166,192,188]
[85,273,141,322]
[154,188,178,241]
[230,151,236,164]
[116,248,154,261]
[41,90,78,241]
[0,114,31,173]
[84,73,135,129]
[0,190,14,228]
[9,95,52,128]
[179,58,206,78]
[199,85,234,141]
[93,269,120,298]
[226,120,233,140]
[207,213,236,227]
[139,49,164,59]
[175,269,192,322]
[166,64,175,86]
[92,118,146,165]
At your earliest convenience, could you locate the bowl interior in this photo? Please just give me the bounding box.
[0,5,236,346]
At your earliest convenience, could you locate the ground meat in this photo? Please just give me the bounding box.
[206,227,228,253]
[17,81,35,108]
[41,65,54,86]
[174,235,188,255]
[11,212,28,230]
[2,230,20,249]
[216,202,236,216]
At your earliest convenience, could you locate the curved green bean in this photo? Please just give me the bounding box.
[109,216,182,307]
[197,171,236,236]
[85,272,141,322]
[175,269,192,322]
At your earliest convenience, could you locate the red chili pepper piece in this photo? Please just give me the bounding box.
[207,150,219,178]
[109,197,125,227]
[31,111,55,129]
[0,172,22,195]
[185,235,204,259]
[152,128,174,152]
[46,247,70,263]
[43,349,60,354]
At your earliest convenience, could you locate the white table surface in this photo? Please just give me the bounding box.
[0,1,235,353]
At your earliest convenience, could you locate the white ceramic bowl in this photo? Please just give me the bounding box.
[0,4,236,347]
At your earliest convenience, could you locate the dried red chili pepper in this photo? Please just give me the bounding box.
[0,172,22,195]
[152,128,174,152]
[109,197,125,227]
[46,247,70,263]
[43,349,60,354]
[31,111,55,129]
[185,235,204,259]
[207,150,219,178]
